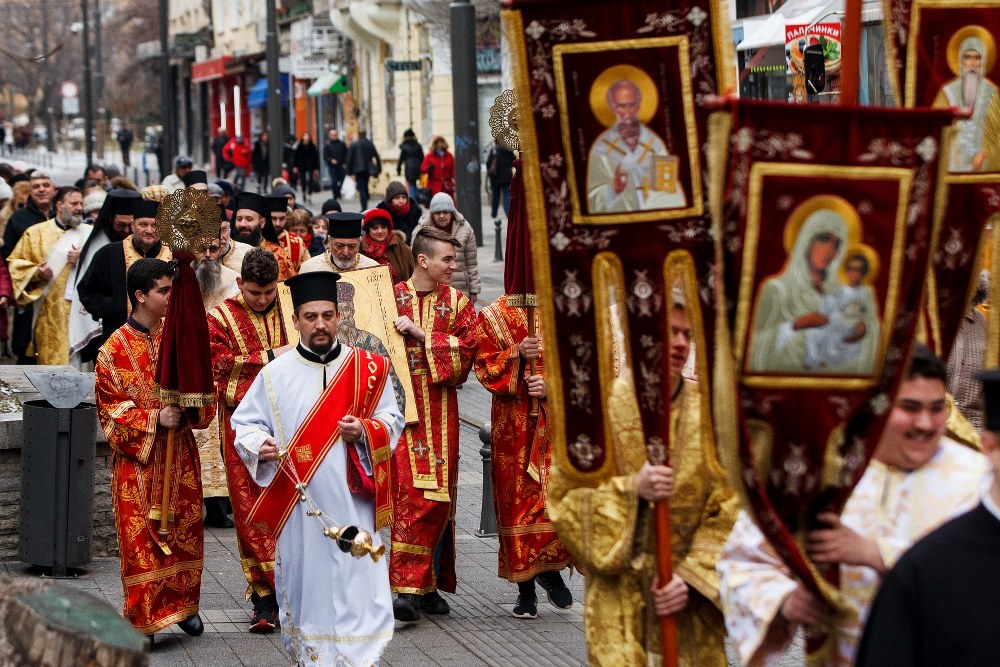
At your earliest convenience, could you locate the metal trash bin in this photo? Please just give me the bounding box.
[19,399,96,575]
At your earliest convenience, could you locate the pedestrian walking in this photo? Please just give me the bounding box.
[116,126,134,167]
[420,136,456,198]
[252,131,271,193]
[323,129,348,200]
[293,132,321,205]
[397,129,424,199]
[346,130,381,210]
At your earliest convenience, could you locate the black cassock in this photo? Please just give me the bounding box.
[77,238,167,361]
[856,502,1000,667]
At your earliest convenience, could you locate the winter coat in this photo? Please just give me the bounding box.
[223,138,252,170]
[346,137,381,176]
[376,197,422,244]
[323,139,348,168]
[294,142,321,173]
[420,150,455,196]
[412,212,480,299]
[397,139,425,183]
[251,140,269,175]
[362,230,414,283]
[486,145,516,186]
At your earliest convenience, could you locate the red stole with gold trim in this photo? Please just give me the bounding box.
[249,348,394,538]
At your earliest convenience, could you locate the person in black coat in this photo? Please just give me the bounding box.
[283,135,298,189]
[212,128,231,178]
[396,129,424,199]
[376,180,421,244]
[293,132,320,204]
[77,198,168,360]
[323,129,348,200]
[251,131,271,194]
[346,130,381,210]
[486,144,516,220]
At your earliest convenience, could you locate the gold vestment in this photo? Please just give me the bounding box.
[547,378,738,666]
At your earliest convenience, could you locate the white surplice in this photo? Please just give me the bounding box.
[718,438,987,667]
[232,344,404,667]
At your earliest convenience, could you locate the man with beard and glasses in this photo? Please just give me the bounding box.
[6,186,90,364]
[232,192,296,281]
[78,197,172,355]
[934,34,1000,172]
[718,344,989,667]
[267,194,306,271]
[67,189,140,365]
[219,216,254,276]
[300,212,378,274]
[208,248,294,632]
[231,270,402,665]
[586,79,687,213]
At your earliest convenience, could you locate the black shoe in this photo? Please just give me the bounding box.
[419,590,450,615]
[177,613,204,636]
[393,593,421,622]
[512,593,538,619]
[537,571,573,609]
[146,633,155,648]
[249,594,279,633]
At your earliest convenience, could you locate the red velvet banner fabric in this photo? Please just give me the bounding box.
[155,252,215,408]
[715,99,956,601]
[504,0,733,479]
[503,159,536,305]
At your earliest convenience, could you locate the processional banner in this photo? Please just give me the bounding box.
[709,100,956,619]
[501,0,733,484]
[885,0,1000,361]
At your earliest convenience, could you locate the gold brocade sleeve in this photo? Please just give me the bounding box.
[6,225,50,305]
[474,300,523,397]
[546,463,640,576]
[95,345,160,465]
[673,474,739,608]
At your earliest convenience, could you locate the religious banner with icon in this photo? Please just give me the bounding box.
[708,99,957,656]
[886,0,1000,173]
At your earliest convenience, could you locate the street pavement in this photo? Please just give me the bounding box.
[1,147,804,666]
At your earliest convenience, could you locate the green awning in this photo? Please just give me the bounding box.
[307,73,349,96]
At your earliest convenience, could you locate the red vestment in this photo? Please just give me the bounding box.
[390,280,477,594]
[277,230,307,270]
[475,296,570,582]
[208,294,288,597]
[261,239,298,281]
[95,321,213,634]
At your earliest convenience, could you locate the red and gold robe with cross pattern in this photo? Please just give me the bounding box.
[475,296,570,582]
[390,280,478,594]
[207,294,288,598]
[95,320,214,634]
[262,239,298,281]
[277,229,307,270]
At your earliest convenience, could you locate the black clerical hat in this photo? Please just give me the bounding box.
[265,194,288,213]
[182,169,208,187]
[326,212,363,239]
[978,369,1000,431]
[133,198,160,219]
[104,188,141,217]
[285,271,341,309]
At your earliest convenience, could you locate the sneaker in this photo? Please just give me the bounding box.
[512,593,538,619]
[393,593,421,622]
[419,590,450,615]
[249,594,279,633]
[536,571,573,609]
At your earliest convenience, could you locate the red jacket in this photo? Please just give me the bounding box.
[420,150,455,196]
[223,138,252,170]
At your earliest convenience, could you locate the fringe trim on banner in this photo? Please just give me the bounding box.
[156,386,215,408]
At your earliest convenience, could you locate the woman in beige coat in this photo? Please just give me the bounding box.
[412,192,481,304]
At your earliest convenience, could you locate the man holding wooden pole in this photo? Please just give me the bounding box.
[94,258,214,639]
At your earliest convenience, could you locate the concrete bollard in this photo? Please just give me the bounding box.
[477,422,498,537]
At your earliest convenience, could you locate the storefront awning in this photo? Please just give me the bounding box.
[736,0,883,51]
[307,73,350,96]
[191,56,233,83]
[247,75,290,108]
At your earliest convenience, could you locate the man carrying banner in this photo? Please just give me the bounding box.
[230,270,403,666]
[718,344,989,666]
[390,226,478,622]
[474,295,572,617]
[207,247,291,632]
[546,298,737,665]
[95,258,214,638]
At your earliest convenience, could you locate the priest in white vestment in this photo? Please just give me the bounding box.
[231,270,404,666]
[717,345,988,666]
